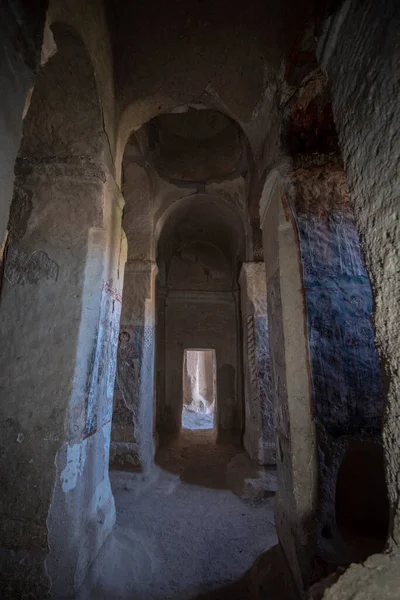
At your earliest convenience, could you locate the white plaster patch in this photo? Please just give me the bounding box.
[102,421,112,476]
[89,477,112,520]
[61,440,87,493]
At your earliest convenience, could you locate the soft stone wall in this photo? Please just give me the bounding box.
[284,163,386,565]
[48,0,116,159]
[0,0,116,249]
[318,0,400,543]
[312,0,400,597]
[288,166,384,435]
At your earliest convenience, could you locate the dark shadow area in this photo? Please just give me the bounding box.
[155,429,271,494]
[191,545,299,600]
[335,439,389,561]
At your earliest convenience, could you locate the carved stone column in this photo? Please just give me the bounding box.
[260,170,318,592]
[110,260,158,473]
[0,161,126,596]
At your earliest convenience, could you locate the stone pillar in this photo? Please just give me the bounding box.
[240,262,275,465]
[110,260,157,473]
[155,284,166,446]
[0,160,125,597]
[260,170,318,592]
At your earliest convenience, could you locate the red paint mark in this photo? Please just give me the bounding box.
[103,281,122,304]
[83,428,98,441]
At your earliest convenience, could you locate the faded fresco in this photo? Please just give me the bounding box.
[297,212,384,436]
[84,280,122,439]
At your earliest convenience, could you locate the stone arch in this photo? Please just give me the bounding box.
[154,192,250,269]
[0,23,125,598]
[115,100,260,194]
[110,103,252,471]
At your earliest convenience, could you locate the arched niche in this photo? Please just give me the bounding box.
[0,23,125,598]
[155,193,249,278]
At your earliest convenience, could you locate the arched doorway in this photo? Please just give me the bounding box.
[182,348,217,431]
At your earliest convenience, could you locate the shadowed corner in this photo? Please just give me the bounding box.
[192,545,299,600]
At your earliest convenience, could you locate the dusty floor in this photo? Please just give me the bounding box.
[181,408,214,430]
[78,431,297,600]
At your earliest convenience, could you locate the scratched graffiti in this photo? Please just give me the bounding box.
[84,281,122,439]
[255,314,275,459]
[255,316,273,422]
[297,213,384,436]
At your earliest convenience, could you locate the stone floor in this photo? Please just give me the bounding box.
[77,430,297,600]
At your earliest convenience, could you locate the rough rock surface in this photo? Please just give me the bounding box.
[317,0,400,545]
[321,550,400,600]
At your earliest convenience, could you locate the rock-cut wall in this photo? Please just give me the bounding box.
[287,166,384,438]
[284,162,386,566]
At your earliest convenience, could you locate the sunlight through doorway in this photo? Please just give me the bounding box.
[182,349,216,430]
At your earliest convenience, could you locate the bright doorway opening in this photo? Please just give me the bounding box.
[182,349,216,430]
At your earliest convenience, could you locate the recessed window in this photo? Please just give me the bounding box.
[182,349,216,430]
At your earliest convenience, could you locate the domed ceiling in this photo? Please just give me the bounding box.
[147,108,243,182]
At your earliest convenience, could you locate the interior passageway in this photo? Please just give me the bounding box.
[78,430,294,600]
[1,2,398,599]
